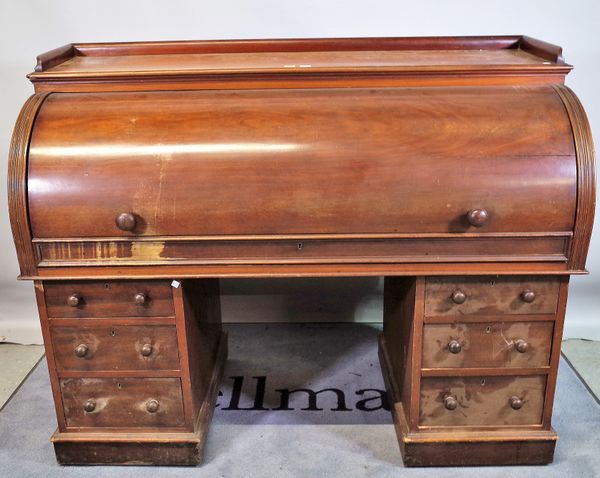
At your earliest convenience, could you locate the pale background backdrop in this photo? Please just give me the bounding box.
[0,0,598,344]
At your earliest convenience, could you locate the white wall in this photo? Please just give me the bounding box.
[0,0,598,343]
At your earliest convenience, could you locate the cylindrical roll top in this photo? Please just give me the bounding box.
[27,86,577,238]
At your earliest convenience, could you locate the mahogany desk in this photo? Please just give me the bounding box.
[8,36,595,466]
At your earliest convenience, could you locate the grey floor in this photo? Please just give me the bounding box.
[0,327,599,477]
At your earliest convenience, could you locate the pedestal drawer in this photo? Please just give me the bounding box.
[60,377,185,428]
[44,281,175,318]
[419,375,546,427]
[51,325,180,372]
[422,321,554,368]
[425,277,560,316]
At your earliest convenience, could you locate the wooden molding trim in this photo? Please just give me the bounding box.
[70,36,523,56]
[27,36,572,91]
[35,44,75,72]
[519,36,566,64]
[19,261,585,281]
[553,85,596,270]
[7,93,51,277]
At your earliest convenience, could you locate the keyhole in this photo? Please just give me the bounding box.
[485,326,491,334]
[104,283,110,290]
[490,280,495,287]
[297,243,303,250]
[110,329,116,337]
[481,379,486,386]
[117,383,122,390]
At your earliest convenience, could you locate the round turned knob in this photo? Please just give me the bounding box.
[134,292,148,306]
[83,399,96,413]
[521,289,536,303]
[448,340,462,354]
[67,294,82,307]
[514,339,529,354]
[140,343,153,357]
[115,212,136,232]
[74,344,89,358]
[444,395,458,411]
[451,290,467,304]
[509,396,523,410]
[146,399,160,413]
[467,209,489,227]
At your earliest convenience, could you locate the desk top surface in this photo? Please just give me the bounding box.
[28,36,571,91]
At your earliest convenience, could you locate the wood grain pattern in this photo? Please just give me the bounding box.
[27,36,572,92]
[541,277,570,429]
[553,85,596,270]
[34,235,569,266]
[422,321,554,368]
[419,375,546,427]
[51,324,180,372]
[44,280,175,318]
[424,277,560,316]
[180,280,223,428]
[35,44,75,72]
[7,93,50,277]
[27,88,575,239]
[383,278,418,416]
[379,335,557,467]
[22,261,582,281]
[60,377,185,428]
[8,36,595,468]
[34,281,68,431]
[31,74,571,93]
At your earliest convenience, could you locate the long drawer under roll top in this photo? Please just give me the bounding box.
[27,85,577,267]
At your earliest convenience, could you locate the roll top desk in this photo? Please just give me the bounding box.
[8,36,595,466]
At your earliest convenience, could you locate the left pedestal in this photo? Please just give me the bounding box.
[34,279,226,466]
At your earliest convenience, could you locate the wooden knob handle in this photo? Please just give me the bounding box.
[74,344,89,358]
[134,292,148,306]
[444,395,458,411]
[448,340,462,354]
[67,294,82,307]
[146,399,160,413]
[467,209,489,227]
[509,396,523,410]
[521,289,536,303]
[514,339,529,353]
[141,343,153,357]
[84,399,96,413]
[451,290,467,304]
[116,212,136,232]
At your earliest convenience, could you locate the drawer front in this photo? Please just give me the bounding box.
[422,322,554,368]
[419,375,546,427]
[425,277,560,316]
[60,377,185,428]
[44,281,175,318]
[28,88,576,238]
[52,325,180,372]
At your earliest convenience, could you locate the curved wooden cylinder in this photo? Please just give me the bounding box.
[7,93,50,276]
[8,85,595,272]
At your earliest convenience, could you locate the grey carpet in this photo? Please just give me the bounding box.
[0,323,599,477]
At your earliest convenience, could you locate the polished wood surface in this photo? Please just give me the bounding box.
[7,36,596,467]
[419,375,546,427]
[382,273,568,465]
[7,93,50,277]
[553,85,597,270]
[60,377,186,428]
[424,277,560,316]
[44,281,175,318]
[28,87,575,239]
[51,324,180,372]
[28,36,572,92]
[34,235,570,267]
[422,321,553,368]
